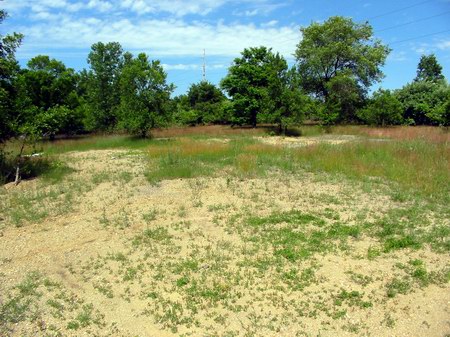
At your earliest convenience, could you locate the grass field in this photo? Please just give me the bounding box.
[0,125,449,336]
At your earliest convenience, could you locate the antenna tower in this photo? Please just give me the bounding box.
[202,49,206,81]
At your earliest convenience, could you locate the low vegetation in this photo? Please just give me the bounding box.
[0,126,448,336]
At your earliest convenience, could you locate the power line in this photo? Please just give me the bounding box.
[367,0,433,20]
[388,29,450,45]
[377,11,450,32]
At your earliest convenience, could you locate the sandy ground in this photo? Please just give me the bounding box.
[0,137,449,337]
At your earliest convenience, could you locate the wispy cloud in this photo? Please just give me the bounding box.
[15,15,300,59]
[388,51,408,62]
[437,40,450,50]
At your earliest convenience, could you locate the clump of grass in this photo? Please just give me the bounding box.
[386,260,449,298]
[146,139,232,183]
[292,140,449,202]
[366,204,450,254]
[132,227,172,246]
[244,210,359,261]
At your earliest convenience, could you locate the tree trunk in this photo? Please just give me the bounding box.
[14,140,26,186]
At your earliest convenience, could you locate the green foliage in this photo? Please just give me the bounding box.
[11,55,83,139]
[85,42,123,130]
[395,80,450,125]
[415,54,444,83]
[358,89,403,126]
[221,46,294,127]
[437,98,450,126]
[295,16,390,123]
[186,81,227,124]
[268,68,312,131]
[324,72,364,124]
[118,53,174,137]
[0,10,23,142]
[34,105,84,139]
[172,95,197,126]
[21,55,79,111]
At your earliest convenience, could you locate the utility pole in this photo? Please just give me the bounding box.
[202,49,206,82]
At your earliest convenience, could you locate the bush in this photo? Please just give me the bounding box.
[395,80,450,125]
[358,89,403,126]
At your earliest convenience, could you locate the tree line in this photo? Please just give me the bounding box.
[1,13,449,146]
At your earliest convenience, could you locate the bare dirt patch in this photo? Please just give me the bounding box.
[257,134,361,147]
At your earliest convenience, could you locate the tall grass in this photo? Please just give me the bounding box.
[292,140,449,201]
[145,136,449,202]
[3,126,447,203]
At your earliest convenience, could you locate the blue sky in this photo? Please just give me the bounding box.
[2,0,450,96]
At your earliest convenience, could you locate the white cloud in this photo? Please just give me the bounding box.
[87,0,113,12]
[4,0,286,17]
[388,51,407,62]
[163,64,200,70]
[437,40,450,50]
[15,15,301,59]
[118,0,243,16]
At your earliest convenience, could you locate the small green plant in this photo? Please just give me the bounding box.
[386,278,411,298]
[142,209,158,222]
[132,227,172,246]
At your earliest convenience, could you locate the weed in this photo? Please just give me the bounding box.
[386,278,411,298]
[333,290,372,308]
[132,227,172,247]
[142,209,158,222]
[346,271,374,286]
[93,279,114,298]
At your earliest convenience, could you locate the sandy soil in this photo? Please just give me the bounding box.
[0,138,449,337]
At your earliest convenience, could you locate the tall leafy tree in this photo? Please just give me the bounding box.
[295,16,390,123]
[16,55,82,138]
[268,68,312,132]
[186,81,226,124]
[221,46,288,127]
[85,42,123,130]
[21,55,79,110]
[118,53,174,137]
[415,54,444,82]
[0,9,23,142]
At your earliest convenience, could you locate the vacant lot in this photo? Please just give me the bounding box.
[1,126,449,337]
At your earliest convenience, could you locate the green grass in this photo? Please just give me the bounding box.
[132,227,172,246]
[39,135,156,154]
[4,128,448,203]
[292,140,450,202]
[242,210,360,262]
[143,136,449,203]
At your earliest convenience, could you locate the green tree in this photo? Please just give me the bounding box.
[16,55,82,138]
[269,68,312,132]
[358,89,403,126]
[295,16,390,123]
[118,53,174,137]
[415,54,444,82]
[323,72,364,125]
[395,80,449,125]
[221,46,288,127]
[0,9,23,142]
[171,94,196,126]
[439,98,450,127]
[20,55,79,110]
[186,81,226,124]
[85,42,123,130]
